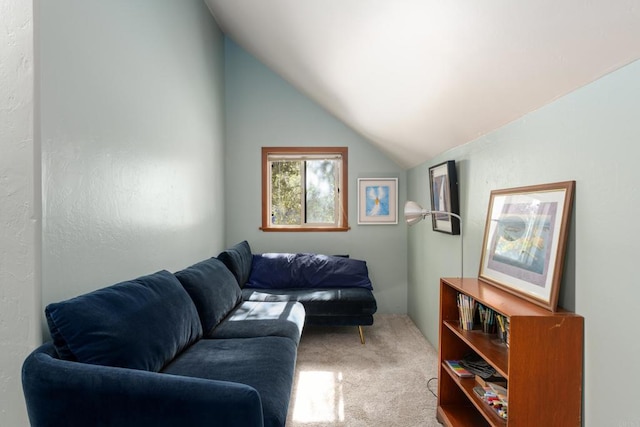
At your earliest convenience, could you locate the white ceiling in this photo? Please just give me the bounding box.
[205,0,640,169]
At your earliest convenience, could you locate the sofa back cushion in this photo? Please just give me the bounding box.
[217,240,253,287]
[45,270,203,372]
[174,257,243,334]
[247,253,373,290]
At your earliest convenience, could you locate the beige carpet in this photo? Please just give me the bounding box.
[286,314,443,427]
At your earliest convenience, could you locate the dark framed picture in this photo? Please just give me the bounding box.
[478,181,575,312]
[428,161,460,235]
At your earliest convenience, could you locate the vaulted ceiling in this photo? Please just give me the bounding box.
[205,1,640,169]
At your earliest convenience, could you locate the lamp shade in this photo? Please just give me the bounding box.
[404,200,429,226]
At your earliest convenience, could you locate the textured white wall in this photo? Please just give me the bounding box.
[0,0,41,425]
[40,1,226,308]
[408,59,640,426]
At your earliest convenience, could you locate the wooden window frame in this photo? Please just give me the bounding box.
[261,147,349,232]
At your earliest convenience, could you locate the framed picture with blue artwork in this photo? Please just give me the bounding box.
[429,161,460,235]
[479,181,575,311]
[357,178,398,225]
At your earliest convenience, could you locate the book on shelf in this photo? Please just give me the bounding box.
[456,293,476,330]
[444,360,475,378]
[496,313,510,346]
[473,385,487,398]
[475,374,507,388]
[487,382,507,398]
[478,303,497,333]
[475,382,508,420]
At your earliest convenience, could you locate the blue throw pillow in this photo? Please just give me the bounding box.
[45,270,203,372]
[217,241,253,287]
[174,257,243,334]
[246,253,373,290]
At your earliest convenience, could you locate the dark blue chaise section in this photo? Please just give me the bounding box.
[218,242,378,342]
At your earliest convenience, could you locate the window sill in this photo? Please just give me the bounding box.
[260,226,350,232]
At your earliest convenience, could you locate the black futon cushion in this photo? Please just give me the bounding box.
[241,287,377,317]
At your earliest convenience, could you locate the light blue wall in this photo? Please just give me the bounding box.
[1,1,39,425]
[408,59,640,426]
[224,38,408,314]
[40,1,226,307]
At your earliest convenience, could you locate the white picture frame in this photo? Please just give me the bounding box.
[357,178,398,225]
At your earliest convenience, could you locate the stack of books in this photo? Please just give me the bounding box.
[444,360,474,378]
[496,314,510,347]
[457,293,476,330]
[473,380,508,420]
[478,304,496,333]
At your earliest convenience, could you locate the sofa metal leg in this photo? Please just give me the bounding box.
[358,325,365,344]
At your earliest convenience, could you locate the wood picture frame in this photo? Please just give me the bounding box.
[357,178,398,225]
[478,181,575,311]
[428,161,460,235]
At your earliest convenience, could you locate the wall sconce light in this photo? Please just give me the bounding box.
[404,201,464,278]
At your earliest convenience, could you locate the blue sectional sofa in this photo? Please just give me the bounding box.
[22,241,377,426]
[218,241,378,343]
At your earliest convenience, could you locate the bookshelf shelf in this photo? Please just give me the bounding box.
[443,321,508,377]
[442,365,506,426]
[437,278,584,427]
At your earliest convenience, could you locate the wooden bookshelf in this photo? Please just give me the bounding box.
[437,278,583,427]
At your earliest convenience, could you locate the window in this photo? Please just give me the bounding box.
[261,147,349,232]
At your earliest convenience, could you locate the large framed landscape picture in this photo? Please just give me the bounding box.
[479,181,575,311]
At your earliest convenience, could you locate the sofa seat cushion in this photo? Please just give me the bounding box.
[174,257,243,335]
[217,240,253,287]
[45,270,202,372]
[162,337,297,427]
[207,301,305,345]
[242,287,377,317]
[247,253,373,290]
